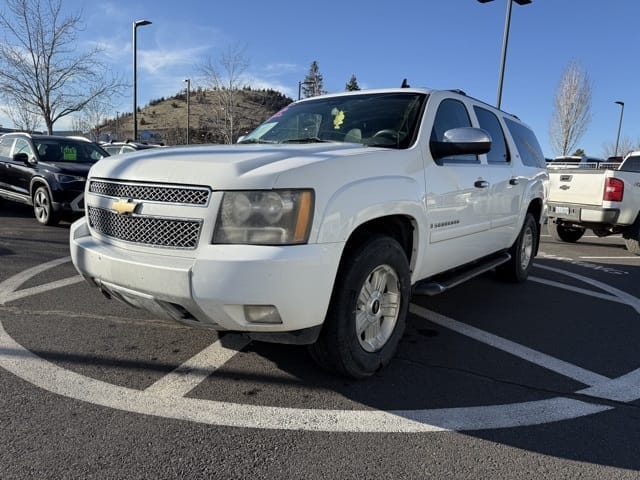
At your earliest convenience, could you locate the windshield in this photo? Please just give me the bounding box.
[240,92,427,149]
[34,138,109,163]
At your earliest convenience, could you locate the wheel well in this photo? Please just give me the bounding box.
[341,215,415,265]
[30,179,49,199]
[527,198,543,255]
[527,198,542,224]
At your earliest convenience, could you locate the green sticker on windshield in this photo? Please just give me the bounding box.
[63,146,77,161]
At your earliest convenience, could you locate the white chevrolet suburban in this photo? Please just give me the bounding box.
[547,152,640,254]
[70,87,548,378]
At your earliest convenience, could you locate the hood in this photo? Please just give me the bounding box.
[88,143,372,189]
[44,161,95,176]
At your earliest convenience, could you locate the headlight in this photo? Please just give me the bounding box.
[213,189,314,245]
[56,174,85,184]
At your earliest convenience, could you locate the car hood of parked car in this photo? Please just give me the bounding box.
[87,143,395,190]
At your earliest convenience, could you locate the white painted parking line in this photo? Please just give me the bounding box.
[535,264,640,314]
[0,256,80,305]
[579,256,640,260]
[410,304,611,387]
[0,256,638,431]
[530,277,626,305]
[0,276,84,304]
[145,334,251,397]
[579,369,640,402]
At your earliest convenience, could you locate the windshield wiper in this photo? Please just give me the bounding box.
[280,137,331,144]
[237,138,277,144]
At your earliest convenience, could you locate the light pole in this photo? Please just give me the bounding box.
[614,101,625,157]
[115,111,119,140]
[298,80,314,100]
[133,19,152,141]
[478,0,532,109]
[184,78,190,144]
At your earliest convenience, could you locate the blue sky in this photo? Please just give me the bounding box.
[1,0,638,157]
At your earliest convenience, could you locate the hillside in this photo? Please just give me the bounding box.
[101,88,293,145]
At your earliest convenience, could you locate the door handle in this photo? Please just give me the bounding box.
[509,178,520,186]
[474,180,489,188]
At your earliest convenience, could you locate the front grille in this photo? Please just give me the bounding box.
[88,207,202,249]
[89,180,210,205]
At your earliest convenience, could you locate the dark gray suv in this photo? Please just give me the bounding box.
[0,132,109,225]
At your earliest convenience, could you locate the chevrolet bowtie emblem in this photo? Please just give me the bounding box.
[111,199,138,215]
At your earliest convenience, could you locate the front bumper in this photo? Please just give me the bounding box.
[70,217,343,335]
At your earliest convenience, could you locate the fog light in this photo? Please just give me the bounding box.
[244,305,282,324]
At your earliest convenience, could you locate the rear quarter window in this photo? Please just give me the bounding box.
[504,118,545,168]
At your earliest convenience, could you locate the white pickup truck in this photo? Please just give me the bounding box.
[70,87,547,378]
[547,152,640,254]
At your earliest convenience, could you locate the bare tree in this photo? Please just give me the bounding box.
[199,44,249,144]
[602,137,636,159]
[73,98,113,142]
[549,61,592,156]
[2,102,42,132]
[0,0,124,134]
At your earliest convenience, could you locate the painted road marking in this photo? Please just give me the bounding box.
[145,334,251,397]
[579,256,640,260]
[0,256,83,305]
[410,304,610,387]
[0,258,637,431]
[529,277,627,305]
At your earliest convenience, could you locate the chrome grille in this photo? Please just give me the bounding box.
[88,207,202,249]
[89,180,210,205]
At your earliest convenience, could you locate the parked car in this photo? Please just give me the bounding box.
[547,150,640,254]
[70,87,547,378]
[101,140,162,156]
[0,132,109,225]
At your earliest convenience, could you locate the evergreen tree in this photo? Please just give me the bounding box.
[345,75,360,91]
[302,61,325,98]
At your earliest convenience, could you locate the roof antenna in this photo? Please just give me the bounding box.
[400,78,410,88]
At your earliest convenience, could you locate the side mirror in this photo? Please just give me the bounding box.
[13,152,33,165]
[430,127,492,160]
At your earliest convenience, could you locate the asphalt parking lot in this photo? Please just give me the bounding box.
[2,204,640,479]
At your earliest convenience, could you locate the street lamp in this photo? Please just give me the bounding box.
[184,78,190,144]
[614,101,625,157]
[298,80,315,100]
[478,0,532,109]
[133,19,152,141]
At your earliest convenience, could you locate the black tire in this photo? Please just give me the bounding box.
[496,213,538,283]
[547,219,584,243]
[625,238,640,255]
[32,186,59,226]
[308,235,411,378]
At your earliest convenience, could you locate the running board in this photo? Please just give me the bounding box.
[412,252,511,296]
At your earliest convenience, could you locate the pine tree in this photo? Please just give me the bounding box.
[302,61,325,98]
[345,75,360,91]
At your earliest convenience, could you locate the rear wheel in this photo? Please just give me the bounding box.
[496,213,537,283]
[308,235,411,378]
[33,186,59,226]
[548,219,584,243]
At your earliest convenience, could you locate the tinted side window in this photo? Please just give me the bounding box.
[430,99,476,163]
[621,155,640,172]
[14,138,35,158]
[504,118,545,168]
[474,107,509,163]
[0,137,14,157]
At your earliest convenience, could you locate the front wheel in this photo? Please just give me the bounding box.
[308,235,411,378]
[33,186,59,226]
[548,219,584,243]
[496,213,538,283]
